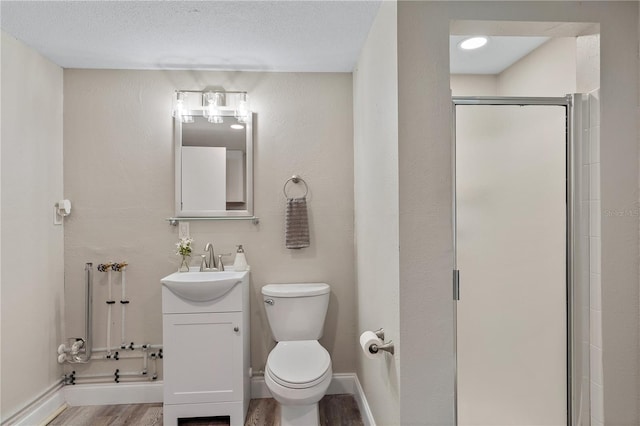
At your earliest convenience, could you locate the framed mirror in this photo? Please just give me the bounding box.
[174,111,253,218]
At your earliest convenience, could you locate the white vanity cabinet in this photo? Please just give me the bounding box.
[161,271,250,426]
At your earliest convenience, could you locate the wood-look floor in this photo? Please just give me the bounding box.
[48,395,364,426]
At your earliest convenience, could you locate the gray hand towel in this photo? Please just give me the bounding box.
[286,197,310,249]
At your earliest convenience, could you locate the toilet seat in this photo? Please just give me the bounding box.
[266,341,331,389]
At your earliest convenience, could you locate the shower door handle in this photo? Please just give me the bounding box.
[453,269,460,301]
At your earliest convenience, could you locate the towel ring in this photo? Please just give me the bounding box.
[283,175,309,199]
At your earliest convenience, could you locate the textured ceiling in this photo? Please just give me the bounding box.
[2,1,558,74]
[0,1,382,72]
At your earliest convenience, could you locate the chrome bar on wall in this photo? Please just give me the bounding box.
[452,96,571,106]
[73,262,94,363]
[60,263,94,364]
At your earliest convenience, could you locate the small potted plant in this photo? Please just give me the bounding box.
[176,237,193,272]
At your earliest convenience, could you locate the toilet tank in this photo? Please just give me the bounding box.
[262,283,330,341]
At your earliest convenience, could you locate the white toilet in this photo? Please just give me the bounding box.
[262,283,332,426]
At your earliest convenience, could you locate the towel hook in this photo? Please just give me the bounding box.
[283,175,309,199]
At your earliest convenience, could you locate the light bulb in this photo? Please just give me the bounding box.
[172,92,186,118]
[203,91,224,123]
[459,36,488,50]
[235,93,249,123]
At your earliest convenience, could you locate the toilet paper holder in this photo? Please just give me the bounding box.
[370,328,395,355]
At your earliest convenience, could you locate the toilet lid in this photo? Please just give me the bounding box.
[267,341,331,388]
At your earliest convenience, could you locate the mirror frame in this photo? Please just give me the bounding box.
[174,110,253,218]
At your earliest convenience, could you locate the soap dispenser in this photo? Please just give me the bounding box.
[233,245,249,272]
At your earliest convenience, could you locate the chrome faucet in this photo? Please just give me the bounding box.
[200,242,218,271]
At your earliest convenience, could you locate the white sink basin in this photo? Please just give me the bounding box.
[161,270,245,302]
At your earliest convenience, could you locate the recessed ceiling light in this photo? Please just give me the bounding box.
[230,124,244,130]
[459,36,489,50]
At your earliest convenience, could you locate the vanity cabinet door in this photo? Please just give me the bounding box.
[163,312,243,405]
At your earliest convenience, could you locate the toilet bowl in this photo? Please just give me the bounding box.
[265,341,332,425]
[262,283,331,426]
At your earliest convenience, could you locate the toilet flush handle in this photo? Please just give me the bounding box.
[264,299,274,305]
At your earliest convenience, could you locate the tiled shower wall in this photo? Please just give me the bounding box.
[588,89,603,426]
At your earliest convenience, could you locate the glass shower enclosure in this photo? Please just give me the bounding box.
[452,96,591,426]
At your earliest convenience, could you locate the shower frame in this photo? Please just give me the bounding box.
[451,95,585,426]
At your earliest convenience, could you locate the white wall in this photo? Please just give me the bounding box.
[353,2,400,424]
[397,2,638,424]
[0,32,64,420]
[62,70,355,378]
[450,75,497,96]
[498,38,576,96]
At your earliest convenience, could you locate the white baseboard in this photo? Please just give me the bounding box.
[250,373,375,426]
[250,376,272,399]
[3,385,66,426]
[64,381,163,406]
[8,375,375,426]
[350,374,376,426]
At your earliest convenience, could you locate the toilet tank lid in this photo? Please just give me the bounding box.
[262,283,330,297]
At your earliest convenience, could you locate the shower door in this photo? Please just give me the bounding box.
[452,96,589,426]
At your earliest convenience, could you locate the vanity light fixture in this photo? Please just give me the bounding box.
[459,36,489,50]
[230,124,245,130]
[172,90,250,124]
